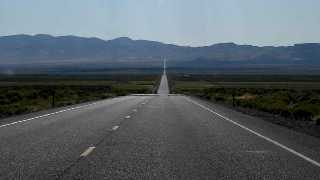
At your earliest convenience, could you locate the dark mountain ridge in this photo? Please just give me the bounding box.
[0,34,320,70]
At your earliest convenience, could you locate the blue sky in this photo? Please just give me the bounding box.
[1,0,320,46]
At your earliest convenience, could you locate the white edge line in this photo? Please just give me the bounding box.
[185,97,320,168]
[0,102,100,128]
[80,146,96,157]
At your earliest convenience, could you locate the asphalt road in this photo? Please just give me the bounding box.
[157,72,169,95]
[1,71,320,179]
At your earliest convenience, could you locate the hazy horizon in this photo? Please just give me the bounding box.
[1,0,320,47]
[2,33,320,48]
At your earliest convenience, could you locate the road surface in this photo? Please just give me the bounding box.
[157,73,169,95]
[0,69,320,179]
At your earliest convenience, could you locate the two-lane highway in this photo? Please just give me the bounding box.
[157,59,169,95]
[1,66,320,179]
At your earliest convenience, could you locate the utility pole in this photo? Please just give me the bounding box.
[232,89,235,107]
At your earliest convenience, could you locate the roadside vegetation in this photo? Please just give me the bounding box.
[169,74,320,137]
[0,74,159,119]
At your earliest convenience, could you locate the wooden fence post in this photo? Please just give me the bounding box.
[52,90,55,108]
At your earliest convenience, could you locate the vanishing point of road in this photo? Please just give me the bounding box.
[0,66,320,179]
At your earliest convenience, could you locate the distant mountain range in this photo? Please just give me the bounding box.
[1,34,320,71]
